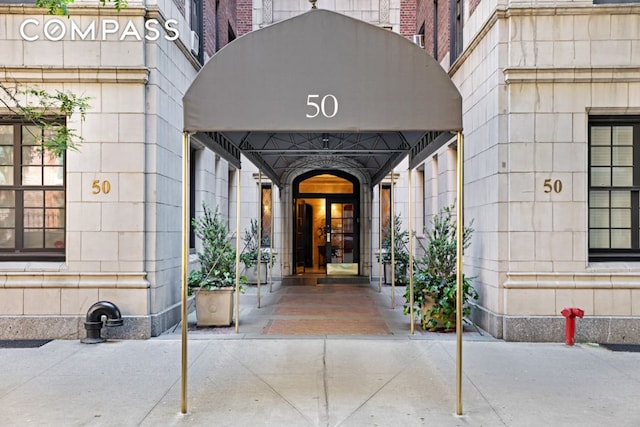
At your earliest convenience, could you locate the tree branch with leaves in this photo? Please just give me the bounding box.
[36,0,128,16]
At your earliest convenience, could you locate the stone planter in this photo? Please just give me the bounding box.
[243,262,268,284]
[420,292,455,332]
[194,287,234,326]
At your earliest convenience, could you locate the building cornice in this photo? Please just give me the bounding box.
[0,66,149,84]
[450,4,640,76]
[504,67,640,84]
[0,4,146,16]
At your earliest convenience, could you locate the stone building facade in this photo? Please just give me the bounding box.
[417,0,640,342]
[0,0,247,339]
[2,0,638,344]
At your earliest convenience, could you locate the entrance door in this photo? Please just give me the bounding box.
[294,199,310,274]
[326,199,358,275]
[293,170,360,275]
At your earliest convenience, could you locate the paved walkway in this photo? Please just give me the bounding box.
[1,281,639,426]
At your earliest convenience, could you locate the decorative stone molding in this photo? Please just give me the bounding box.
[263,0,273,25]
[0,67,149,84]
[380,0,390,24]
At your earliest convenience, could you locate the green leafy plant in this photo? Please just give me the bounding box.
[376,214,410,285]
[0,84,91,157]
[404,204,478,331]
[36,0,128,15]
[239,219,276,269]
[189,204,246,292]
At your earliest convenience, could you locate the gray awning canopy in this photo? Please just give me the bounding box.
[183,9,462,187]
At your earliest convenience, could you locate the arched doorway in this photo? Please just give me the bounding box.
[292,170,360,275]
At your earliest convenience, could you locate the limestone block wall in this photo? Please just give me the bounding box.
[0,2,222,339]
[451,3,640,342]
[0,4,155,339]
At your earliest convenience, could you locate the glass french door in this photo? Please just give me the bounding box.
[326,199,358,275]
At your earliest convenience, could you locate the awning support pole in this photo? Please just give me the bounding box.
[257,170,262,308]
[235,168,241,333]
[378,184,382,293]
[408,168,414,335]
[269,185,274,293]
[390,170,395,309]
[455,131,464,416]
[180,132,189,414]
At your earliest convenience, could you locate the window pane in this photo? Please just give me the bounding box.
[591,147,611,166]
[45,191,65,208]
[0,190,14,208]
[0,125,12,145]
[611,209,630,227]
[22,166,42,185]
[612,147,632,166]
[44,151,63,166]
[0,146,13,165]
[591,127,611,146]
[613,126,633,145]
[24,208,43,227]
[0,166,13,185]
[612,167,632,186]
[589,229,609,248]
[43,167,63,186]
[24,190,43,207]
[611,229,631,248]
[0,208,15,227]
[45,230,64,249]
[22,146,42,166]
[589,209,609,227]
[22,126,40,145]
[0,229,14,248]
[591,167,611,186]
[45,208,64,227]
[611,191,630,208]
[23,229,43,248]
[590,191,609,207]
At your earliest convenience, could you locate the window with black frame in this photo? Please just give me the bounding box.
[0,121,65,260]
[588,117,640,261]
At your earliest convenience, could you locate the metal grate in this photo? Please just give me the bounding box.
[0,340,52,349]
[600,343,640,352]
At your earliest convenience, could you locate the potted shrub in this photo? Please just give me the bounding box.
[189,204,245,326]
[376,214,410,286]
[240,219,276,284]
[405,204,478,331]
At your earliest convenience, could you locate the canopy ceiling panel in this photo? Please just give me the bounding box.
[183,9,462,187]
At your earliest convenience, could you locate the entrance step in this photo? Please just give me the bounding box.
[281,276,318,286]
[317,276,371,285]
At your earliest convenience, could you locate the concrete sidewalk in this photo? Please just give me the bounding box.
[1,339,639,426]
[1,283,639,426]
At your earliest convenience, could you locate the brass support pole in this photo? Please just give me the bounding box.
[235,168,241,333]
[269,185,274,293]
[180,132,189,414]
[257,171,262,308]
[390,170,395,308]
[455,131,464,416]
[408,169,414,335]
[378,184,382,293]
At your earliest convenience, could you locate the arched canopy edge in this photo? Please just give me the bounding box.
[183,9,462,187]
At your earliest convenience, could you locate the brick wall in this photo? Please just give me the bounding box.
[400,0,417,38]
[202,0,245,57]
[416,0,451,62]
[236,0,252,36]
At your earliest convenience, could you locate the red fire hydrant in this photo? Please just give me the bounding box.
[560,307,584,346]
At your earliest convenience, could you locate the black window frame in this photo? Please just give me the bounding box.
[450,0,463,63]
[0,118,66,261]
[588,115,640,261]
